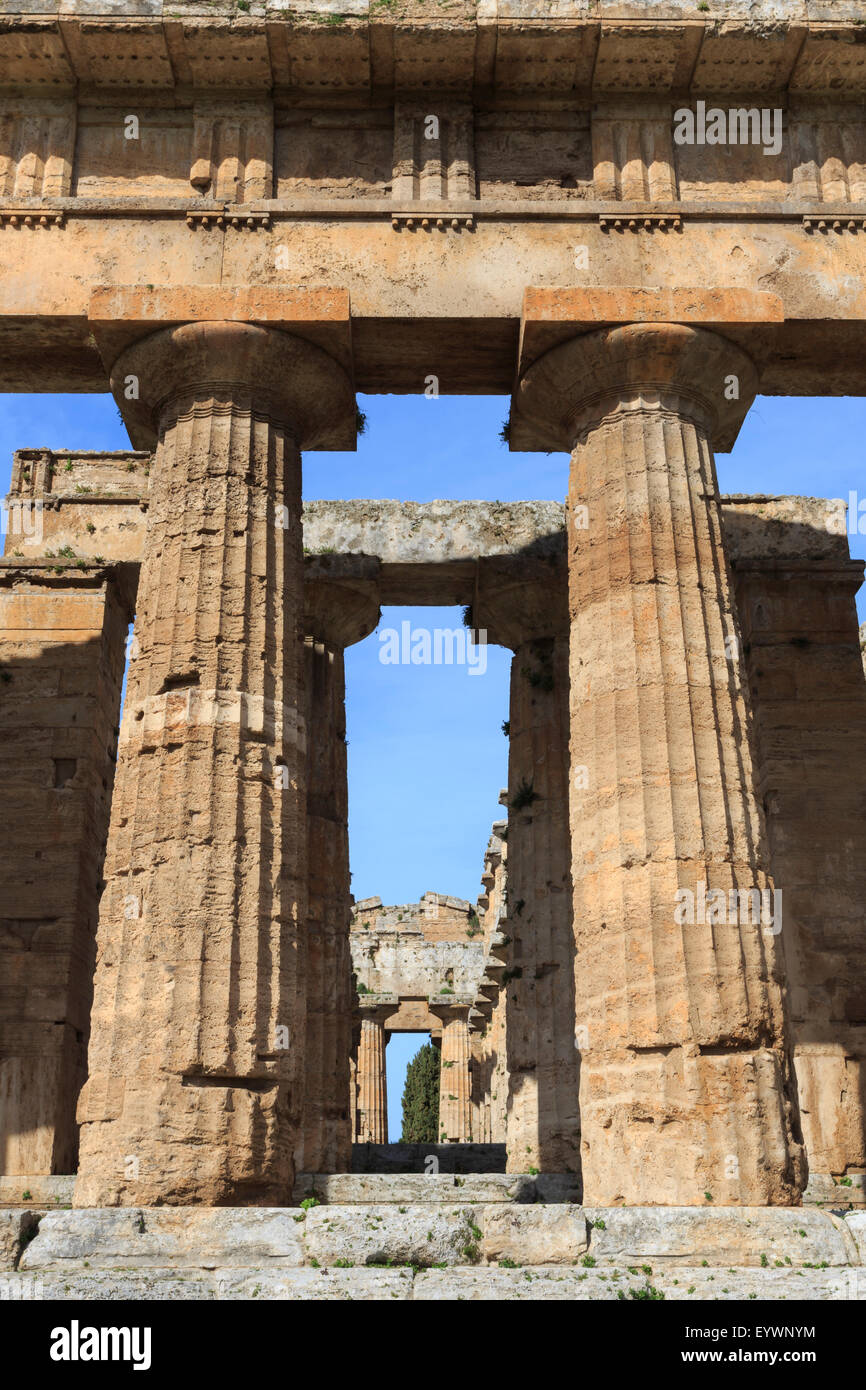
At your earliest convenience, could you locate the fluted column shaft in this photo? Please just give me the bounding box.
[439,1011,472,1142]
[514,323,805,1205]
[74,321,353,1206]
[504,634,580,1173]
[474,557,580,1174]
[300,639,352,1173]
[356,1014,388,1143]
[298,565,379,1174]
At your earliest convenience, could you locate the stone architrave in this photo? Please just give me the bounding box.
[513,322,806,1206]
[474,557,581,1174]
[73,320,354,1207]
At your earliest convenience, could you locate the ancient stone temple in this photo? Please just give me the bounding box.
[1,1,866,1300]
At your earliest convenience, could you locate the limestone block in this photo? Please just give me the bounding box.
[583,1207,852,1269]
[294,1173,578,1205]
[213,1268,413,1301]
[20,1209,305,1270]
[479,1207,589,1266]
[350,1142,506,1174]
[844,1213,866,1264]
[0,1176,74,1208]
[301,1204,479,1268]
[0,1211,39,1271]
[413,1266,865,1301]
[0,1272,216,1301]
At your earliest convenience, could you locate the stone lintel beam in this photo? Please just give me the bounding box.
[3,484,860,609]
[381,1001,443,1038]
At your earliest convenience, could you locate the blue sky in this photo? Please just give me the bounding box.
[3,391,864,1139]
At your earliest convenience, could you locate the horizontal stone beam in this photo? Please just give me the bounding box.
[3,454,862,602]
[3,227,866,395]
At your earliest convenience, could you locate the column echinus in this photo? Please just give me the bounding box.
[74,321,355,1207]
[512,323,806,1206]
[299,561,380,1174]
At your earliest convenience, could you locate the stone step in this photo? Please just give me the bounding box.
[293,1173,580,1205]
[5,1205,864,1300]
[0,1176,74,1209]
[13,1204,864,1276]
[351,1142,506,1174]
[0,1265,862,1302]
[804,1173,866,1208]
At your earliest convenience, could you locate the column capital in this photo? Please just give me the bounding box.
[108,320,356,452]
[473,553,567,650]
[356,995,397,1026]
[511,322,758,455]
[428,996,473,1024]
[304,555,381,650]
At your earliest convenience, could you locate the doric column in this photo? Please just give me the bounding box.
[513,322,806,1205]
[474,556,580,1174]
[0,564,131,1175]
[726,513,866,1186]
[74,321,354,1207]
[433,1004,472,1142]
[355,1009,388,1144]
[298,561,379,1174]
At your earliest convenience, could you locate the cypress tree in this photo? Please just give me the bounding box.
[400,1041,441,1142]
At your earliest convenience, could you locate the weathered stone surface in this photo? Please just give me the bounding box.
[475,561,579,1173]
[351,1143,506,1174]
[3,11,866,397]
[583,1206,852,1269]
[805,1173,866,1209]
[0,1176,74,1208]
[0,1211,40,1271]
[301,1204,479,1268]
[733,536,866,1183]
[0,569,130,1176]
[0,1271,217,1302]
[213,1268,413,1301]
[73,322,355,1208]
[435,1008,473,1143]
[413,1266,865,1302]
[355,1013,388,1145]
[844,1213,866,1265]
[293,1173,580,1205]
[298,573,378,1176]
[0,1266,414,1301]
[2,1,866,1232]
[515,323,806,1207]
[480,1206,588,1266]
[20,1208,305,1270]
